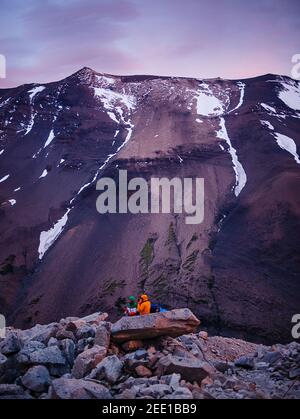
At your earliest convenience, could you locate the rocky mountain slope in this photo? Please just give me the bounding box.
[0,310,299,399]
[0,68,300,343]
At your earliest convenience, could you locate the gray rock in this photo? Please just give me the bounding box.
[0,333,22,355]
[235,356,255,369]
[21,365,51,392]
[50,377,112,399]
[0,384,29,399]
[135,349,148,360]
[166,387,193,399]
[289,367,300,379]
[140,384,172,397]
[72,345,107,379]
[19,323,59,344]
[94,322,111,349]
[18,343,66,366]
[261,351,282,365]
[156,354,215,382]
[89,355,123,384]
[76,324,95,340]
[160,373,181,389]
[48,337,59,347]
[59,338,76,366]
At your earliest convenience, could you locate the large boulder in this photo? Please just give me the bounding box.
[111,309,200,342]
[19,323,59,344]
[155,354,215,383]
[17,342,66,366]
[89,355,123,384]
[0,333,22,355]
[21,366,51,392]
[50,377,112,399]
[72,345,107,379]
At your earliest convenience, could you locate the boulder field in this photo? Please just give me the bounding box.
[0,309,299,399]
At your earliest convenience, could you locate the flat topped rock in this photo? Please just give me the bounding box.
[111,308,200,342]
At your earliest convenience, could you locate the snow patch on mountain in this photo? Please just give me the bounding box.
[93,88,136,123]
[39,169,48,179]
[216,117,247,196]
[44,129,55,148]
[8,199,16,206]
[261,103,277,114]
[228,82,245,113]
[278,81,300,111]
[25,112,37,135]
[0,98,10,108]
[38,209,71,259]
[28,86,45,103]
[260,120,300,165]
[195,83,225,116]
[0,174,10,183]
[274,132,300,165]
[14,187,21,192]
[0,149,4,155]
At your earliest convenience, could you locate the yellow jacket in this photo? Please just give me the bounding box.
[138,294,151,315]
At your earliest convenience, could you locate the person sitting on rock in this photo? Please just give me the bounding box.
[124,296,138,316]
[137,294,151,315]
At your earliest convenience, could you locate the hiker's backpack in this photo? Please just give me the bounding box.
[150,303,160,313]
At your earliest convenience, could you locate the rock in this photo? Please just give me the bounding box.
[75,324,95,340]
[21,366,51,392]
[140,384,172,398]
[160,373,181,389]
[94,322,111,349]
[0,384,32,399]
[135,365,152,378]
[235,356,255,369]
[261,351,282,365]
[198,331,208,341]
[111,308,200,342]
[48,337,59,347]
[0,353,8,374]
[89,355,123,384]
[213,361,230,374]
[50,377,112,399]
[115,388,137,399]
[289,367,300,379]
[59,339,76,366]
[56,329,76,341]
[165,387,193,399]
[72,345,107,379]
[0,333,22,355]
[77,339,88,354]
[156,354,215,383]
[65,319,86,333]
[19,323,58,344]
[135,349,148,360]
[17,342,66,366]
[80,312,108,326]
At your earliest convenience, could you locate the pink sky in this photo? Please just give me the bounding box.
[0,0,299,87]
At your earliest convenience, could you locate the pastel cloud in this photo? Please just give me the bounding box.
[0,0,299,87]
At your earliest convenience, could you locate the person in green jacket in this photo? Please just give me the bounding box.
[124,295,138,316]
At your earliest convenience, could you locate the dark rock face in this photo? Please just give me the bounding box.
[0,68,300,343]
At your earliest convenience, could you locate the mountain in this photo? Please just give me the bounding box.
[0,67,300,343]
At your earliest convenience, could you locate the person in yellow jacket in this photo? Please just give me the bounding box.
[137,294,151,315]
